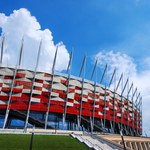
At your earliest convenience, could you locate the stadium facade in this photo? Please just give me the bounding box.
[0,38,142,136]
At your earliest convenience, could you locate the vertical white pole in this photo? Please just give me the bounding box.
[45,46,58,129]
[79,55,86,129]
[0,36,5,66]
[62,51,73,129]
[24,40,42,130]
[3,37,24,128]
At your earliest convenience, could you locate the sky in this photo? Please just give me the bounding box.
[0,0,150,135]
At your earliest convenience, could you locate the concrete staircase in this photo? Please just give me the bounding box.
[71,133,150,150]
[71,133,122,150]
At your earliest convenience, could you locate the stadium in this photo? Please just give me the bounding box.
[0,38,142,138]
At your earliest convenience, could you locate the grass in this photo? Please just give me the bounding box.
[0,134,90,150]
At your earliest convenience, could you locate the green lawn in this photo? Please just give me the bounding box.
[0,134,90,150]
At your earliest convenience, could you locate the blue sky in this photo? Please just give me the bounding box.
[1,0,150,58]
[0,0,149,73]
[1,0,150,56]
[0,0,150,135]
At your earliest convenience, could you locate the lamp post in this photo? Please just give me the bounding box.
[29,125,35,150]
[120,128,126,150]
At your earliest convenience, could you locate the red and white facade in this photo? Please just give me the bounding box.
[0,67,142,135]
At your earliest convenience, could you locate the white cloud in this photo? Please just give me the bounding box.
[96,50,137,79]
[95,50,150,136]
[141,57,150,70]
[0,8,69,71]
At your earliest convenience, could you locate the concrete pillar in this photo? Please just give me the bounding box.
[134,142,138,150]
[147,142,150,149]
[139,142,144,150]
[131,142,138,150]
[144,142,148,150]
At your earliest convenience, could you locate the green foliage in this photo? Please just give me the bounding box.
[0,134,90,150]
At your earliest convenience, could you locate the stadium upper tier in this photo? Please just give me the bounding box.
[0,66,142,136]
